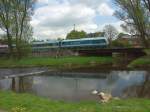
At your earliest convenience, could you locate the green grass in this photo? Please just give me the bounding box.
[0,56,113,69]
[128,56,150,68]
[128,49,150,68]
[0,91,150,112]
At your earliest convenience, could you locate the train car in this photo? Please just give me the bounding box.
[32,40,59,52]
[61,37,108,48]
[0,44,9,56]
[31,37,108,53]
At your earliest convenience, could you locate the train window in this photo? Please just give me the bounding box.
[72,41,80,45]
[62,41,80,46]
[92,39,106,44]
[100,39,106,43]
[81,40,91,44]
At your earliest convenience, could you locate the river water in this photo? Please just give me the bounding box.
[0,69,149,101]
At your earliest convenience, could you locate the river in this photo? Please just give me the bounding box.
[0,69,149,101]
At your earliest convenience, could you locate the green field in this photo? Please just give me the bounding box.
[0,56,113,69]
[0,91,149,112]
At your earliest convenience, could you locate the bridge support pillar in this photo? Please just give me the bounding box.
[112,52,135,67]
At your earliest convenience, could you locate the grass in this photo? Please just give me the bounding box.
[128,56,150,68]
[0,91,150,112]
[0,56,113,69]
[128,49,150,68]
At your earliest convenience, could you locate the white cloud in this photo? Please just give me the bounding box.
[32,1,97,40]
[31,0,121,40]
[37,0,49,5]
[98,3,114,16]
[0,29,5,35]
[67,0,109,8]
[37,0,48,5]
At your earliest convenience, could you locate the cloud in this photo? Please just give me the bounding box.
[31,0,121,40]
[67,0,108,8]
[31,1,97,39]
[98,3,114,16]
[0,29,5,35]
[37,0,49,4]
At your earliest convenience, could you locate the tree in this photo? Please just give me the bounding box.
[142,0,150,12]
[142,0,150,40]
[87,32,105,37]
[117,32,126,38]
[120,24,138,36]
[0,0,14,56]
[12,0,35,58]
[114,0,150,48]
[66,30,87,39]
[103,25,118,45]
[0,0,36,58]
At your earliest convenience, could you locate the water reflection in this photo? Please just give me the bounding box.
[11,76,33,93]
[123,71,150,98]
[0,71,149,101]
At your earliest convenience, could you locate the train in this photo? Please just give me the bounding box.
[0,37,108,54]
[32,37,108,52]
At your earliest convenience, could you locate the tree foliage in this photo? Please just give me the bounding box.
[66,30,87,39]
[0,0,14,55]
[114,0,150,48]
[87,32,105,37]
[142,0,150,12]
[0,0,36,58]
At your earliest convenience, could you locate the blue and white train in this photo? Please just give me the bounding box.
[32,37,108,52]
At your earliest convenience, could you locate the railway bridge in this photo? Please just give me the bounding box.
[77,48,145,57]
[0,47,146,57]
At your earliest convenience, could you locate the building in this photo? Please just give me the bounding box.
[117,34,141,48]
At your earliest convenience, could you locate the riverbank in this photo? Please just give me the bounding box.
[128,56,150,68]
[0,56,149,70]
[0,91,149,112]
[0,56,113,69]
[128,49,150,68]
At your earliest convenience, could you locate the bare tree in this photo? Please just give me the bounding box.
[12,0,35,58]
[0,0,14,56]
[142,0,150,40]
[114,0,149,48]
[0,0,36,58]
[103,25,118,46]
[143,0,150,12]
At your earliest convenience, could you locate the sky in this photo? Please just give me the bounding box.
[0,0,124,40]
[31,0,124,40]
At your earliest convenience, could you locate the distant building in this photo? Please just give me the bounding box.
[117,34,141,47]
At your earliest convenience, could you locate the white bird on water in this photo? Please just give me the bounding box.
[91,90,98,95]
[91,90,113,103]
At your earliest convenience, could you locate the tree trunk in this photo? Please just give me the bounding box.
[6,28,13,57]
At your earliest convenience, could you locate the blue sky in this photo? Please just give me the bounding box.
[30,0,123,40]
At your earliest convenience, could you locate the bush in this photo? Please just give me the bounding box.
[144,49,150,56]
[111,40,131,48]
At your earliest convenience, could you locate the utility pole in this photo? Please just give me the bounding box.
[73,24,76,31]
